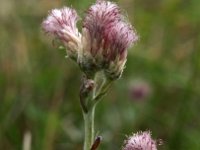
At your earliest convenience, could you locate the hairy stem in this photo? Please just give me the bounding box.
[83,105,96,150]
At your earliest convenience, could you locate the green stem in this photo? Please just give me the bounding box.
[83,105,96,150]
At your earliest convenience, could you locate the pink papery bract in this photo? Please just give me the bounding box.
[105,21,138,61]
[42,7,81,59]
[83,1,138,59]
[123,131,157,150]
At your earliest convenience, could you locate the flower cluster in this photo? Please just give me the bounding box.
[123,131,158,150]
[42,0,138,80]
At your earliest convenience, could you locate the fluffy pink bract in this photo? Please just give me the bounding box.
[83,0,138,61]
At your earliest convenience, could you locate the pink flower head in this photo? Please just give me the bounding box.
[42,1,138,79]
[123,131,157,150]
[42,7,81,59]
[81,0,138,79]
[129,79,152,101]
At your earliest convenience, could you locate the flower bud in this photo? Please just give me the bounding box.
[42,7,81,60]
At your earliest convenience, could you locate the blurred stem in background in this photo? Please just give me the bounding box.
[23,131,32,150]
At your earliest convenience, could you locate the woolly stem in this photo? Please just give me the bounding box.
[83,104,96,150]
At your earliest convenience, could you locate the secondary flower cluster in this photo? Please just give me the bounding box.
[123,131,158,150]
[42,0,138,79]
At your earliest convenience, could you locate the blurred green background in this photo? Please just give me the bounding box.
[0,0,200,149]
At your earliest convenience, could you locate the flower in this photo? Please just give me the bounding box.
[42,7,81,59]
[80,0,138,79]
[42,0,138,80]
[129,79,152,101]
[123,131,157,150]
